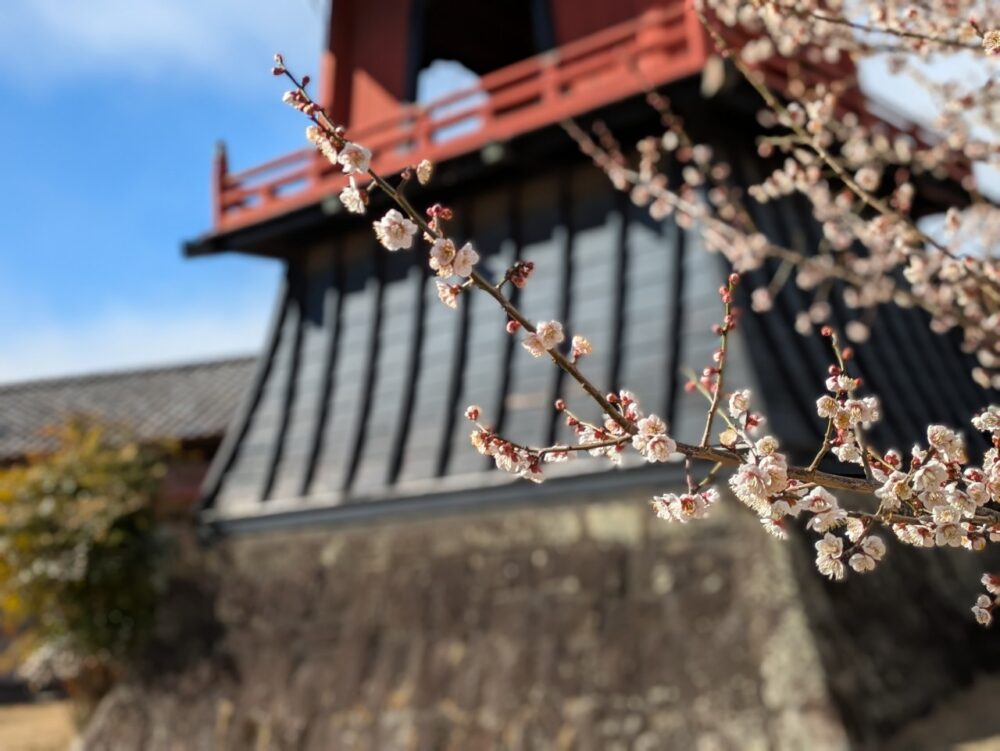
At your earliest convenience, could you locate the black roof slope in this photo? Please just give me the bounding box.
[195,92,994,531]
[0,357,256,461]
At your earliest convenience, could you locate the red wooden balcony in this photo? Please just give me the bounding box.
[210,6,709,235]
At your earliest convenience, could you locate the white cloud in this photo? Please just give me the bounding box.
[0,303,273,383]
[0,0,327,89]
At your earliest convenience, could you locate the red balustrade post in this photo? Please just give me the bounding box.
[634,6,676,81]
[414,108,431,153]
[212,140,228,229]
[540,51,560,106]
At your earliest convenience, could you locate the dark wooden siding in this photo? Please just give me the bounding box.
[202,147,994,522]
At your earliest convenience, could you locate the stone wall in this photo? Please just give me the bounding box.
[78,492,999,750]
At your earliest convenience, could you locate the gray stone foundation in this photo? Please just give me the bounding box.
[79,492,998,750]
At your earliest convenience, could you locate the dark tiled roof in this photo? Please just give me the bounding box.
[0,357,257,461]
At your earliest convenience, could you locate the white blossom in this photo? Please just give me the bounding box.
[338,142,371,174]
[875,471,911,511]
[849,552,876,573]
[729,452,788,516]
[932,505,965,547]
[927,425,965,463]
[728,389,751,418]
[972,407,1000,435]
[755,435,779,456]
[815,533,845,580]
[373,209,418,251]
[572,335,593,356]
[522,321,565,357]
[973,594,993,626]
[435,281,459,309]
[429,238,457,276]
[452,243,480,278]
[805,487,846,532]
[416,159,433,185]
[983,574,1000,595]
[632,415,676,463]
[306,124,338,164]
[816,395,838,418]
[339,177,366,214]
[651,489,717,523]
[983,29,1000,56]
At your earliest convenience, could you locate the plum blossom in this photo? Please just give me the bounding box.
[522,321,565,357]
[804,487,846,532]
[841,397,880,428]
[756,436,779,456]
[435,281,460,309]
[848,535,886,573]
[815,533,845,580]
[844,517,866,543]
[469,428,544,484]
[373,209,418,251]
[578,426,623,465]
[973,407,1000,435]
[306,125,338,164]
[913,460,949,494]
[760,517,788,539]
[571,335,592,358]
[651,488,719,523]
[875,471,911,511]
[728,389,751,418]
[339,177,366,214]
[729,451,788,516]
[854,166,880,192]
[617,391,643,423]
[632,415,676,463]
[973,594,994,626]
[338,143,371,174]
[816,395,838,418]
[416,159,434,185]
[895,524,934,548]
[832,440,862,465]
[751,288,772,312]
[825,374,859,393]
[927,425,965,463]
[451,243,480,278]
[983,30,1000,56]
[984,574,1000,595]
[932,506,965,547]
[429,238,457,276]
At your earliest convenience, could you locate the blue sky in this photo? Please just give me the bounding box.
[0,0,328,382]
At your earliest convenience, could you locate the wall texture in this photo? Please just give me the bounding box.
[80,494,856,751]
[78,489,1000,751]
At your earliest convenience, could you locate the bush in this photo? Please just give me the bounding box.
[0,419,173,694]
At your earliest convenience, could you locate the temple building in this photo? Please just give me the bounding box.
[80,2,1000,749]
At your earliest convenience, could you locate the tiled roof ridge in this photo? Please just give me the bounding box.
[0,355,257,394]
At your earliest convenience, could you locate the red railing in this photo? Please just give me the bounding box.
[211,5,707,234]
